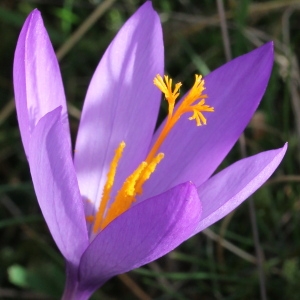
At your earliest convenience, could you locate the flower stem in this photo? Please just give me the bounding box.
[61,263,93,300]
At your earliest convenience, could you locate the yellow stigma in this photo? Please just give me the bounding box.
[153,75,182,117]
[146,74,214,163]
[88,74,214,233]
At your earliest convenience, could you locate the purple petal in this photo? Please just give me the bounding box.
[193,143,287,234]
[29,107,88,267]
[78,182,201,292]
[144,43,274,198]
[13,9,69,157]
[74,2,164,214]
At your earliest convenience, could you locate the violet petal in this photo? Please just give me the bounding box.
[78,182,201,291]
[13,9,69,157]
[29,107,88,267]
[193,143,287,234]
[74,2,164,215]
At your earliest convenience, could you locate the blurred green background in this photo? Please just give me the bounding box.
[0,0,299,299]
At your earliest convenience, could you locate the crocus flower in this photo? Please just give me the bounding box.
[13,2,286,299]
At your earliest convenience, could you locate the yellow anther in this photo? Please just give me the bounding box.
[93,141,125,233]
[100,153,163,230]
[120,162,148,197]
[100,161,147,228]
[135,153,164,195]
[90,143,164,232]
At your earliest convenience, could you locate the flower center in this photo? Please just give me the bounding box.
[88,74,214,232]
